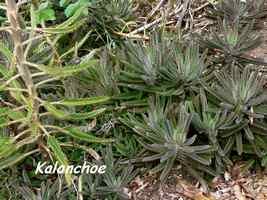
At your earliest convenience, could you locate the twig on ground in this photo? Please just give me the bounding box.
[129,2,186,35]
[233,184,247,200]
[192,2,210,13]
[147,0,166,19]
[113,31,149,40]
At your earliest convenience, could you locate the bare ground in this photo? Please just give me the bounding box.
[127,164,267,200]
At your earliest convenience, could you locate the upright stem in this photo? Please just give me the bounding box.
[5,0,39,123]
[6,0,31,87]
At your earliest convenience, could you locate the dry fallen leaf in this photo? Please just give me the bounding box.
[255,193,265,200]
[233,185,246,200]
[194,192,215,200]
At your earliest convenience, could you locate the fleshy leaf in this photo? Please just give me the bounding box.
[43,102,106,120]
[47,136,72,186]
[36,59,98,77]
[54,96,110,106]
[0,136,16,159]
[63,127,114,143]
[35,2,56,24]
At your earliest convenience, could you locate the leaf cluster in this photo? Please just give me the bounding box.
[1,0,267,198]
[207,0,267,24]
[120,33,207,97]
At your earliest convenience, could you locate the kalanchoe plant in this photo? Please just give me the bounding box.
[58,0,134,48]
[83,146,138,200]
[120,97,214,191]
[11,174,75,200]
[2,0,267,197]
[119,33,167,92]
[159,41,207,95]
[196,20,264,66]
[202,66,267,156]
[202,66,266,118]
[120,32,207,97]
[88,0,134,48]
[0,0,115,186]
[84,49,120,96]
[187,89,234,172]
[208,0,267,24]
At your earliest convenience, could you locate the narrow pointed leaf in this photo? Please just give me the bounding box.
[0,150,38,170]
[63,127,114,143]
[47,136,72,186]
[236,133,243,155]
[55,96,110,106]
[244,127,254,141]
[0,136,16,159]
[44,102,106,120]
[36,59,98,77]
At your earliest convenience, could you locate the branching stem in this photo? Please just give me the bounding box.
[5,0,39,124]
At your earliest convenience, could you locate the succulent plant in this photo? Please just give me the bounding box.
[83,146,138,200]
[208,0,267,24]
[196,20,264,66]
[202,66,267,156]
[1,0,267,198]
[120,33,207,97]
[120,97,214,190]
[188,89,234,172]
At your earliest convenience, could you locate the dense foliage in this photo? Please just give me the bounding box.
[0,0,267,199]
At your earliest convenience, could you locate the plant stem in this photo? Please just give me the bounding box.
[5,0,39,124]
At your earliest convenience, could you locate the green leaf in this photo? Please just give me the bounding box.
[65,1,81,17]
[0,150,38,170]
[240,159,254,175]
[63,127,114,143]
[64,0,89,17]
[30,4,37,28]
[261,154,267,167]
[40,19,86,34]
[8,110,26,121]
[0,136,16,159]
[43,102,106,120]
[0,117,8,128]
[48,136,68,166]
[60,31,92,59]
[0,63,24,103]
[244,127,254,141]
[60,0,71,7]
[67,109,106,120]
[36,59,98,77]
[0,107,11,116]
[43,102,67,119]
[39,9,55,22]
[47,136,72,186]
[30,122,39,136]
[0,42,12,62]
[160,156,175,182]
[54,96,110,106]
[35,2,56,24]
[236,133,243,156]
[48,6,87,29]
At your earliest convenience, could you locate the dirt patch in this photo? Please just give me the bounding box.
[127,165,267,200]
[248,24,267,61]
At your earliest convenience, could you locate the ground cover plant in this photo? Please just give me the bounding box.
[0,0,267,199]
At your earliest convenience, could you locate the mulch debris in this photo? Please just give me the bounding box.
[127,164,267,200]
